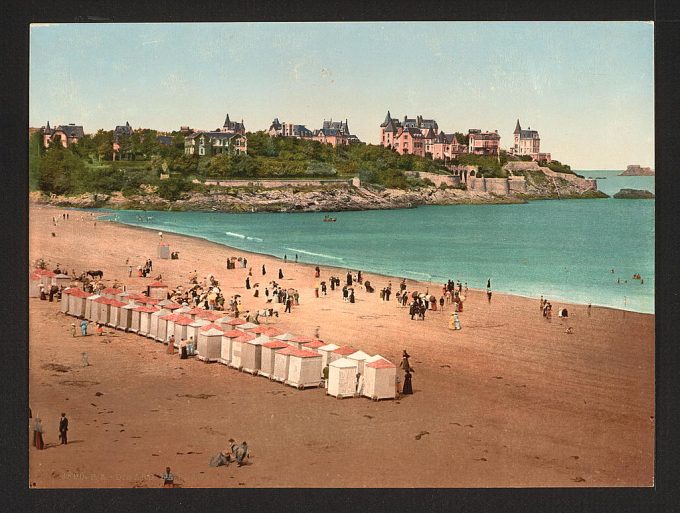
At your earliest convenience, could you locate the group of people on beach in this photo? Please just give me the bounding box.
[30,409,69,451]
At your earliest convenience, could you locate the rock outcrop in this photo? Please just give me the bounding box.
[613,188,655,199]
[620,165,654,176]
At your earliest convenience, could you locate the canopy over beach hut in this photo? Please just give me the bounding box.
[197,328,224,362]
[363,357,397,401]
[347,350,371,375]
[286,349,323,389]
[52,273,71,288]
[317,343,340,369]
[328,358,360,399]
[101,287,122,299]
[157,242,171,259]
[241,335,270,375]
[301,340,326,353]
[147,281,168,300]
[139,305,160,337]
[258,340,290,378]
[330,345,356,365]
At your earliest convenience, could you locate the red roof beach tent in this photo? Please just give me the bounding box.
[362,357,397,401]
[101,287,122,299]
[330,345,356,365]
[197,328,224,362]
[259,340,291,378]
[219,329,247,365]
[317,343,340,369]
[229,333,256,370]
[119,303,136,331]
[52,273,71,288]
[287,335,316,350]
[187,318,210,344]
[68,288,91,318]
[173,315,195,344]
[347,350,371,375]
[95,297,113,325]
[107,299,128,328]
[29,273,42,298]
[241,335,271,375]
[272,346,298,383]
[301,340,326,353]
[328,357,360,399]
[285,349,323,389]
[149,307,172,339]
[139,305,160,337]
[156,312,179,343]
[84,293,102,320]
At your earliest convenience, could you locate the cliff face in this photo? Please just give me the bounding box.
[32,166,608,212]
[620,165,655,176]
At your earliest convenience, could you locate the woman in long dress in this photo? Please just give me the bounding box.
[402,371,413,395]
[33,418,44,450]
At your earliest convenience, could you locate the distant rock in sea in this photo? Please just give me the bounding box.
[620,165,655,176]
[613,188,655,199]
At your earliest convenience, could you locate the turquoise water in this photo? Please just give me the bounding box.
[97,191,654,313]
[581,169,655,196]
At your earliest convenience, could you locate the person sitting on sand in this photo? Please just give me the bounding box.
[230,440,249,467]
[161,467,174,487]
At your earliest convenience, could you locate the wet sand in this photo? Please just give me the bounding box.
[28,203,654,488]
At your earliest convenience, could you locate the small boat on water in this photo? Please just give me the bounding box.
[323,215,337,222]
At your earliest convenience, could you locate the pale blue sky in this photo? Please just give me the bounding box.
[29,22,654,169]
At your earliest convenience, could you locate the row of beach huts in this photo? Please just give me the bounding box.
[50,280,398,400]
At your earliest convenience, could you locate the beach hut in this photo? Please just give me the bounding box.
[95,297,112,325]
[286,335,315,350]
[118,303,136,331]
[241,335,270,375]
[107,299,128,328]
[362,357,397,401]
[148,307,171,338]
[70,289,91,318]
[64,288,78,316]
[250,325,282,337]
[84,293,102,320]
[58,287,71,312]
[258,340,291,378]
[29,273,42,298]
[301,340,326,354]
[101,287,122,299]
[330,345,356,365]
[187,318,210,343]
[146,281,168,300]
[219,329,247,365]
[173,316,194,344]
[229,332,256,370]
[156,312,178,343]
[285,349,323,389]
[38,269,56,288]
[327,358,359,399]
[197,328,224,362]
[317,343,340,369]
[213,315,233,330]
[185,307,205,320]
[347,350,371,375]
[272,346,298,383]
[273,332,296,343]
[226,318,246,327]
[196,310,224,322]
[131,305,151,334]
[52,273,71,288]
[157,243,171,259]
[139,306,160,337]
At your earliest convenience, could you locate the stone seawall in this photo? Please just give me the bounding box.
[202,178,353,188]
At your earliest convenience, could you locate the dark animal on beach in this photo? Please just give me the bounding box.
[87,270,104,279]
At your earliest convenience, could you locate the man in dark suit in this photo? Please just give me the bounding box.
[59,413,69,445]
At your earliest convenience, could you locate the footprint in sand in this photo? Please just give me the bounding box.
[363,415,374,419]
[572,476,586,482]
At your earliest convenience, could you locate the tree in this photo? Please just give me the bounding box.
[37,145,85,195]
[28,131,44,190]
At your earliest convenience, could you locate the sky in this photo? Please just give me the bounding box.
[29,22,654,169]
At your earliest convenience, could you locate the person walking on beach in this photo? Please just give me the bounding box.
[59,413,68,445]
[245,277,251,290]
[285,296,293,314]
[487,290,492,303]
[284,254,287,263]
[80,319,88,336]
[402,370,413,395]
[33,418,44,450]
[128,266,132,277]
[439,296,445,312]
[261,264,266,276]
[278,268,284,280]
[295,254,298,263]
[70,323,77,337]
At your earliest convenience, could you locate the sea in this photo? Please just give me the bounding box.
[97,169,655,313]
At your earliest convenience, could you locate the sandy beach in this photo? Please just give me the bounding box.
[28,203,654,488]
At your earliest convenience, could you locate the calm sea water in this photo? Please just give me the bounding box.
[97,170,654,313]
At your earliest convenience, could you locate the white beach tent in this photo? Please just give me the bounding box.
[317,343,340,369]
[59,287,71,313]
[259,340,291,378]
[157,242,171,259]
[250,325,282,338]
[197,328,224,362]
[301,339,326,354]
[130,306,145,334]
[273,332,296,343]
[213,315,233,330]
[38,270,56,288]
[285,349,323,389]
[327,358,359,399]
[95,297,112,325]
[347,350,371,375]
[219,329,246,366]
[362,357,397,401]
[29,273,42,298]
[241,335,270,375]
[107,299,128,328]
[173,315,194,344]
[149,307,172,339]
[85,294,102,321]
[272,346,298,383]
[229,332,256,370]
[52,273,71,288]
[236,322,259,331]
[119,303,136,331]
[225,318,247,328]
[146,281,168,300]
[330,345,356,365]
